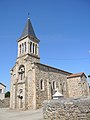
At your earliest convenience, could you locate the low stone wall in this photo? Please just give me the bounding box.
[0,98,10,108]
[43,97,90,120]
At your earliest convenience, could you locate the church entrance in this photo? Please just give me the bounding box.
[17,89,23,109]
[19,96,23,108]
[17,95,23,109]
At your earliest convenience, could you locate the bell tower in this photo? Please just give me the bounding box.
[10,17,40,110]
[17,17,40,63]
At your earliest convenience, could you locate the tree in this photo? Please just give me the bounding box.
[5,91,10,98]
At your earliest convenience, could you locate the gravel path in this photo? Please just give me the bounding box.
[0,108,43,120]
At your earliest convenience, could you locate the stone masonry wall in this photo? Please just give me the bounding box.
[67,76,89,98]
[43,97,90,120]
[0,98,10,108]
[35,63,70,109]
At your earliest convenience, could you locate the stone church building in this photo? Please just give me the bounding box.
[10,17,89,110]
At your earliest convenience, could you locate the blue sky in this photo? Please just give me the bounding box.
[0,0,90,91]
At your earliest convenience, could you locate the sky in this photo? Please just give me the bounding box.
[0,0,90,91]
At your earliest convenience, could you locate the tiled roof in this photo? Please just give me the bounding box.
[20,18,37,39]
[67,72,87,79]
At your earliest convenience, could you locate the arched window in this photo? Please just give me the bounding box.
[40,80,44,90]
[18,65,25,80]
[82,82,86,96]
[30,42,32,53]
[35,44,37,55]
[33,43,35,54]
[20,44,21,54]
[22,43,24,53]
[60,83,65,95]
[52,81,56,89]
[24,42,26,52]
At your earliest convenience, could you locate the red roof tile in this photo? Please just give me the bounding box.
[67,72,87,79]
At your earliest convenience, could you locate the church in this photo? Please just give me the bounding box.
[10,17,89,110]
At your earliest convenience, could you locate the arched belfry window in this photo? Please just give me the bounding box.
[33,43,35,54]
[35,44,37,55]
[22,43,24,53]
[18,65,25,80]
[30,42,32,53]
[24,42,26,52]
[20,44,21,54]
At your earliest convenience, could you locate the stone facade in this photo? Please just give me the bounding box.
[43,97,90,120]
[10,18,89,110]
[34,63,71,109]
[0,83,6,100]
[67,73,89,98]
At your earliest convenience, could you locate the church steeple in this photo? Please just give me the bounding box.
[20,18,37,39]
[17,17,40,62]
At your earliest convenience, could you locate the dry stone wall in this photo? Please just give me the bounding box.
[0,98,10,108]
[43,97,90,120]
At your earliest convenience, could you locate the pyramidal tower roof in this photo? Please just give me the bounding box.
[20,17,37,39]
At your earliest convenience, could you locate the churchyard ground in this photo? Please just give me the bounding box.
[0,108,43,120]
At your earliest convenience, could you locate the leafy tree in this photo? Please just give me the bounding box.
[5,91,10,98]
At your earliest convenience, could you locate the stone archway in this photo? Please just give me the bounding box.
[18,65,25,81]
